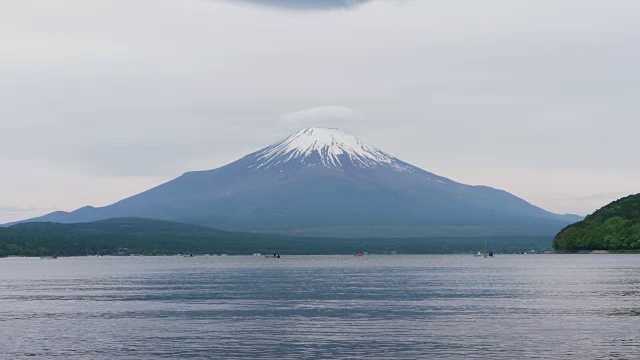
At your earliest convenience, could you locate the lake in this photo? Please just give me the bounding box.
[1,255,638,359]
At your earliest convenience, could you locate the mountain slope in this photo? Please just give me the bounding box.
[15,128,579,236]
[554,194,640,251]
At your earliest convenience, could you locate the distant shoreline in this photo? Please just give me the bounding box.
[5,252,640,259]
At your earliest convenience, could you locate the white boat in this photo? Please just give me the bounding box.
[475,240,494,258]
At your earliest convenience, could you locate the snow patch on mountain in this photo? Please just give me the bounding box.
[248,128,414,171]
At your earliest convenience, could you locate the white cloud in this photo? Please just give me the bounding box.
[0,206,49,213]
[280,106,362,129]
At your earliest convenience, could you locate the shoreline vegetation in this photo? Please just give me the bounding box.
[553,194,640,252]
[7,250,640,258]
[1,218,553,257]
[553,250,640,254]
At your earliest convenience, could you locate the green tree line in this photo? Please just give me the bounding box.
[1,218,552,256]
[554,194,640,251]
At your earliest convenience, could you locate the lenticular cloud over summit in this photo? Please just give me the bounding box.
[229,0,376,10]
[281,106,361,125]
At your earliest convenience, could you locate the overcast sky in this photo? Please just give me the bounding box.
[1,0,639,223]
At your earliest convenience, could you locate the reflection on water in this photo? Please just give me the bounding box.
[1,255,639,359]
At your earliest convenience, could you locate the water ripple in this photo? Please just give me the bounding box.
[1,255,639,359]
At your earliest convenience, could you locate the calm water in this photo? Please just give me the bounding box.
[1,255,639,359]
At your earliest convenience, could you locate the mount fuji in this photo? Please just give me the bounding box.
[16,128,580,237]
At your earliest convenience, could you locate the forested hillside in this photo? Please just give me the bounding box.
[0,218,552,256]
[554,194,640,251]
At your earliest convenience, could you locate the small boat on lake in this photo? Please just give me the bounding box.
[265,251,280,259]
[475,240,494,258]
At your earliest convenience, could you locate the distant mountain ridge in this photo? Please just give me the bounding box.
[13,128,581,236]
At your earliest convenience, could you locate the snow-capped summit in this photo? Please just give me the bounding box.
[247,127,412,171]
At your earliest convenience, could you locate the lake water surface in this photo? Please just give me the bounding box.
[1,255,639,359]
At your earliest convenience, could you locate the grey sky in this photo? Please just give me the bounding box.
[1,0,639,223]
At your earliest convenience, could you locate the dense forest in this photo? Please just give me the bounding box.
[554,194,640,251]
[0,218,551,256]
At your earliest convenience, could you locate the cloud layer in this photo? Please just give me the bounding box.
[225,0,376,10]
[0,206,57,224]
[280,106,362,128]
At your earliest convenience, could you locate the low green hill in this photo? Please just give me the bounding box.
[0,218,277,256]
[0,217,554,256]
[553,194,640,251]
